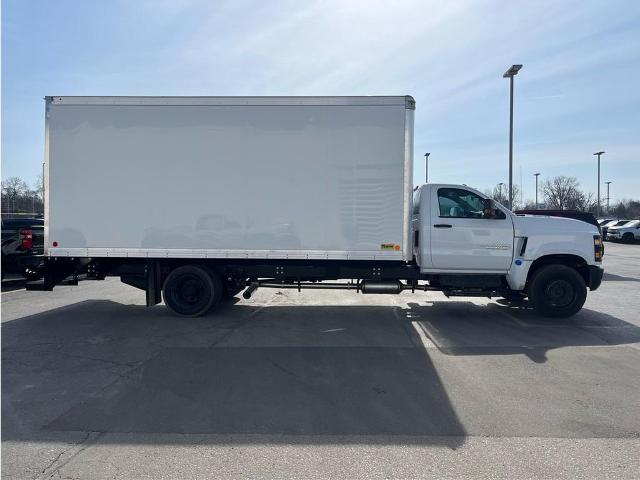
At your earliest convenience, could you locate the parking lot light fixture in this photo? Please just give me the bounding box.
[533,173,540,209]
[424,153,431,184]
[503,64,523,210]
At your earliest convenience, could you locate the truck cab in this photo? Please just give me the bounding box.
[413,184,604,317]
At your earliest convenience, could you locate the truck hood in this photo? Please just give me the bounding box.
[512,214,599,237]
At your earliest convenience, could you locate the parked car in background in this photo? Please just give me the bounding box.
[597,218,616,239]
[597,218,616,227]
[514,210,600,233]
[607,220,640,243]
[602,219,628,240]
[1,217,44,280]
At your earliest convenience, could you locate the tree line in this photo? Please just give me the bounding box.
[2,173,639,219]
[485,175,639,218]
[1,176,44,217]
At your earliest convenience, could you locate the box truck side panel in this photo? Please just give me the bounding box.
[46,97,413,261]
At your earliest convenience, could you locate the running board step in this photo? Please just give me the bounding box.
[442,288,499,298]
[438,274,503,288]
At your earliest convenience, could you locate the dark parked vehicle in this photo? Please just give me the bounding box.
[514,210,600,232]
[1,217,45,280]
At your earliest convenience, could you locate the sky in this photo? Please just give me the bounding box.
[2,0,639,203]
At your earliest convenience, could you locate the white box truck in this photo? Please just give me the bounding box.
[32,96,604,318]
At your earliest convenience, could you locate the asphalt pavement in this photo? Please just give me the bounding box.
[2,242,639,479]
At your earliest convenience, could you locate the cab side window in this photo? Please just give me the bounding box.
[438,188,504,219]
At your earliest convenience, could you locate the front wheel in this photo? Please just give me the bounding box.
[163,265,222,317]
[622,233,635,244]
[528,264,587,318]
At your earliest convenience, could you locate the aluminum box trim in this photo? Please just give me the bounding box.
[48,96,411,107]
[48,248,404,261]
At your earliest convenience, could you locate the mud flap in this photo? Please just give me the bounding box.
[146,260,162,307]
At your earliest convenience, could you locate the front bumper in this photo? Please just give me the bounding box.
[588,265,604,290]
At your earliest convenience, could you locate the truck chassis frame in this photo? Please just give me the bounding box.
[29,257,510,307]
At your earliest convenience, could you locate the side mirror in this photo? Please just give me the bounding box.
[483,198,496,219]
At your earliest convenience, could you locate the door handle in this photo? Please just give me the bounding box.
[433,224,452,228]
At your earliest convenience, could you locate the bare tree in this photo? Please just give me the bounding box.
[573,191,597,213]
[1,176,44,216]
[610,199,640,218]
[541,176,594,211]
[2,177,28,213]
[485,183,522,210]
[34,174,45,202]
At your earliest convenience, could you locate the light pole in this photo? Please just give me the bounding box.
[498,182,505,205]
[424,153,430,184]
[42,161,45,216]
[533,173,540,209]
[503,64,523,210]
[605,181,612,214]
[594,151,605,217]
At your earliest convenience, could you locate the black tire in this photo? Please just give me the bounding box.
[528,264,587,318]
[162,265,222,317]
[23,268,43,281]
[622,233,634,244]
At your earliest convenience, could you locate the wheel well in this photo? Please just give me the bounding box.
[526,254,590,287]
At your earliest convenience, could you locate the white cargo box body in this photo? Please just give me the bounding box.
[45,96,414,261]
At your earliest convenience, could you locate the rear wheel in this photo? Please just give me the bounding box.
[528,264,586,318]
[22,267,43,281]
[162,265,222,317]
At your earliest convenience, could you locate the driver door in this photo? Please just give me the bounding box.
[430,187,514,271]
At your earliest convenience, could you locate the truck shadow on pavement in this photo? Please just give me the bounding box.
[2,299,466,447]
[3,297,639,446]
[602,272,640,282]
[404,300,640,363]
[1,278,27,292]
